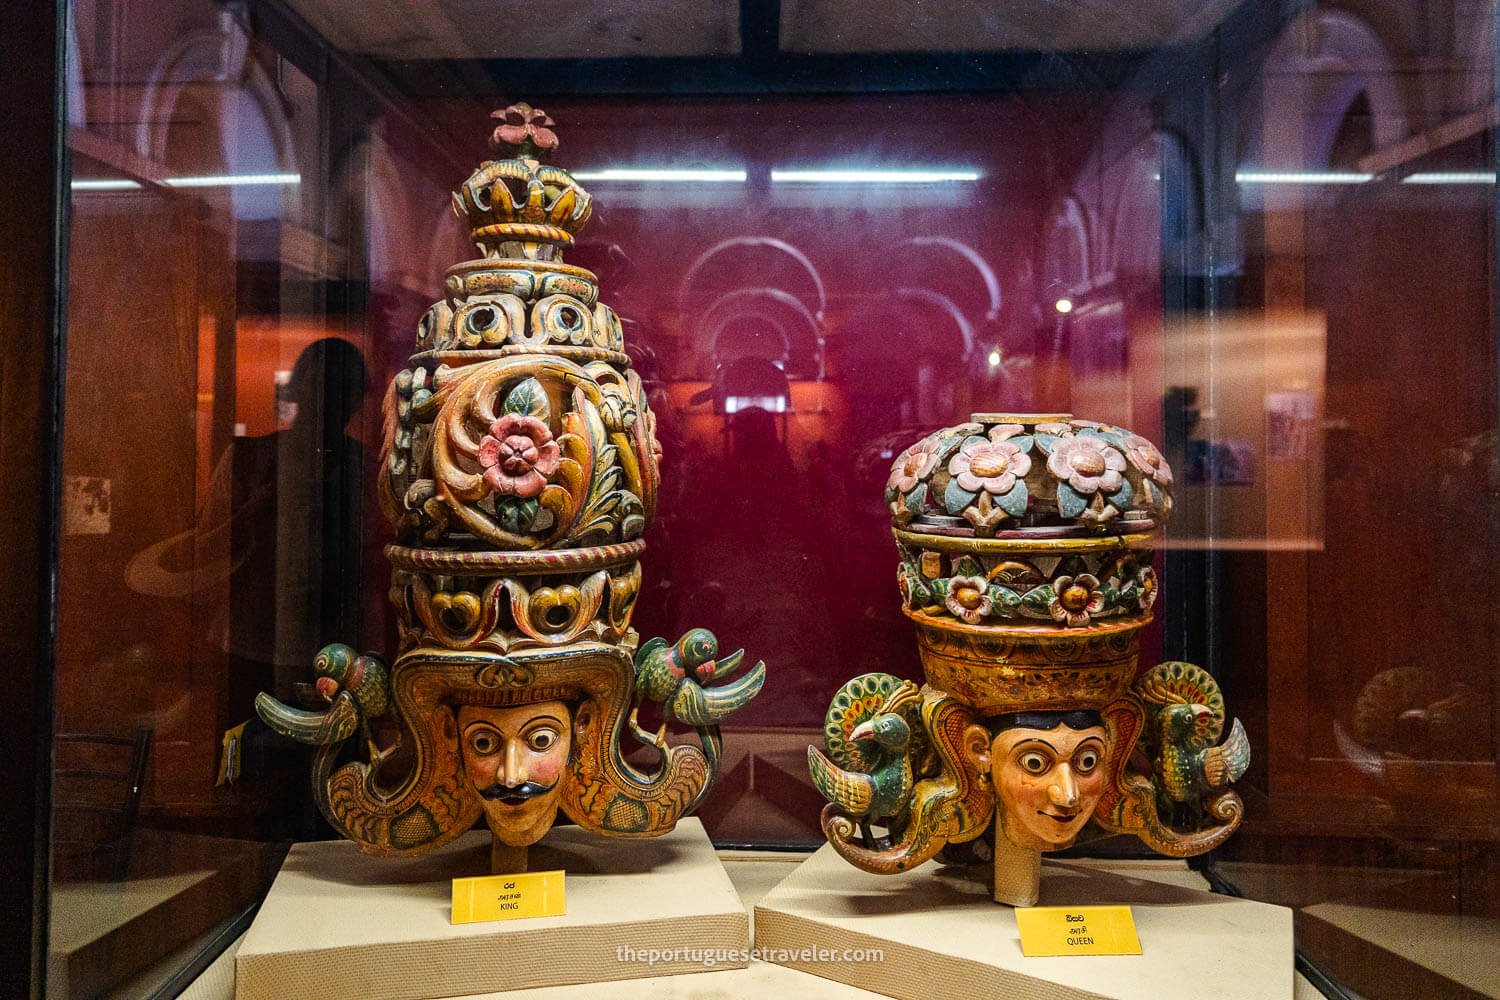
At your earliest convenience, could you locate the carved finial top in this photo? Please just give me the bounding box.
[490,103,559,159]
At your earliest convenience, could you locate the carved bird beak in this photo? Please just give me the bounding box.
[695,648,747,683]
[316,676,339,703]
[713,648,744,679]
[850,719,876,742]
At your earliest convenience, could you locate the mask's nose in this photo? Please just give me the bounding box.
[499,738,526,788]
[1048,764,1080,808]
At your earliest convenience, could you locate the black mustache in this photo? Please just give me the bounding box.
[479,781,556,802]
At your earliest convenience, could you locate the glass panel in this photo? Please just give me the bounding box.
[57,3,358,994]
[51,1,1499,997]
[1206,7,1500,998]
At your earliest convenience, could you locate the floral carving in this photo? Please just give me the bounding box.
[1047,435,1126,496]
[879,414,1169,533]
[945,575,993,624]
[950,438,1031,496]
[490,103,559,152]
[1126,434,1173,487]
[479,414,561,499]
[888,437,942,496]
[1049,573,1105,626]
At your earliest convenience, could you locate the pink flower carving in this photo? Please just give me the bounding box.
[1050,574,1106,626]
[949,439,1031,496]
[945,576,993,624]
[490,104,559,152]
[1125,433,1173,486]
[478,414,560,499]
[888,438,941,495]
[1047,435,1126,496]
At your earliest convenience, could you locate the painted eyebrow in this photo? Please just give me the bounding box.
[1011,739,1060,753]
[522,714,567,729]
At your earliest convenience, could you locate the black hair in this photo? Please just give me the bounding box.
[989,709,1104,733]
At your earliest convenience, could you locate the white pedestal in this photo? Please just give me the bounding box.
[754,845,1295,1000]
[235,819,748,1000]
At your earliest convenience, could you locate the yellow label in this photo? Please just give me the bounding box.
[450,869,565,925]
[1015,905,1141,957]
[216,722,247,787]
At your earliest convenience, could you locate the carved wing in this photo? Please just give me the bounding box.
[1201,717,1251,787]
[672,658,767,726]
[633,635,668,674]
[808,745,875,816]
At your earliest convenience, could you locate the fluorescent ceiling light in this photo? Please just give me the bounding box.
[1235,171,1371,184]
[771,169,981,184]
[71,178,143,191]
[570,168,746,182]
[163,172,301,187]
[75,173,301,190]
[1402,171,1496,184]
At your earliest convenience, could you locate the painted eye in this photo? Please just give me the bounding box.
[469,729,499,755]
[1076,749,1100,773]
[528,729,557,752]
[1019,751,1049,775]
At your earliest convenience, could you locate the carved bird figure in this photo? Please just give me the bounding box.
[808,675,922,846]
[1154,705,1250,804]
[255,644,391,763]
[631,628,766,742]
[808,713,915,824]
[1138,661,1249,823]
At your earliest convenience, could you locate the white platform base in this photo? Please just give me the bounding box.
[754,845,1294,1000]
[234,819,747,1000]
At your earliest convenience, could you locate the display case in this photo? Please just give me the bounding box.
[4,1,1498,997]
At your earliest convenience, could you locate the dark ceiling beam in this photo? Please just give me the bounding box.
[740,0,782,66]
[380,49,1151,99]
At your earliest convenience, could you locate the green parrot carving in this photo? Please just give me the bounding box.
[254,644,391,764]
[808,674,922,847]
[630,628,766,743]
[808,713,915,821]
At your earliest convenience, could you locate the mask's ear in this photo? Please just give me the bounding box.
[572,699,595,748]
[963,722,992,779]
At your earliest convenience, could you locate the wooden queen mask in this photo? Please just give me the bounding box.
[809,413,1249,905]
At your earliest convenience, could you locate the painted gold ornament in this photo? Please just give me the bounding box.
[810,413,1247,906]
[256,105,766,871]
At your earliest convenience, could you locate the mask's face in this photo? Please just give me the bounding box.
[991,724,1109,852]
[458,700,572,847]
